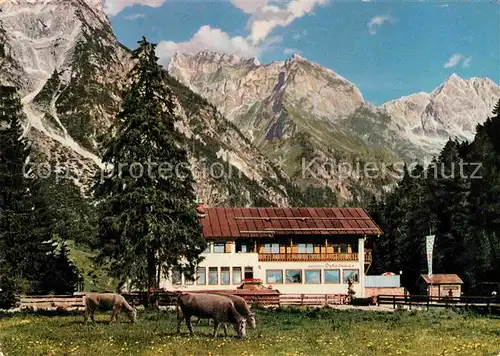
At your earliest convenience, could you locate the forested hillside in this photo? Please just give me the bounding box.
[369,100,500,292]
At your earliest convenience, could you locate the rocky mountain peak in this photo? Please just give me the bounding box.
[289,53,306,61]
[168,50,365,123]
[171,50,261,68]
[446,72,463,81]
[382,75,500,152]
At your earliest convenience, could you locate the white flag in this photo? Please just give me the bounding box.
[426,235,435,276]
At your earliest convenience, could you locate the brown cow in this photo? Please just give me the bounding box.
[83,293,137,324]
[176,293,246,338]
[195,293,256,330]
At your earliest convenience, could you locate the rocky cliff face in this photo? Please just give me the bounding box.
[0,0,318,207]
[0,0,127,181]
[168,51,364,138]
[382,74,500,154]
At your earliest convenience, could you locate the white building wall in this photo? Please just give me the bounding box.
[160,238,367,297]
[358,237,365,297]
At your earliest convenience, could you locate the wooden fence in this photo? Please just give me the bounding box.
[20,293,499,313]
[19,292,349,310]
[20,295,85,310]
[377,294,500,314]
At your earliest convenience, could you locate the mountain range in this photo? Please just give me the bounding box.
[1,0,499,206]
[168,51,500,162]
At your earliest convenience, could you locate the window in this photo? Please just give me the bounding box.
[172,270,182,285]
[184,272,194,285]
[285,270,302,284]
[340,244,349,253]
[298,243,314,254]
[244,267,254,280]
[208,267,218,284]
[305,270,321,284]
[264,243,280,254]
[213,242,225,253]
[324,269,340,284]
[221,267,230,285]
[203,243,211,253]
[232,267,242,284]
[343,269,359,283]
[266,270,283,284]
[236,242,252,253]
[351,243,359,253]
[196,267,206,285]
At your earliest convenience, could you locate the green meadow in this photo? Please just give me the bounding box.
[1,308,499,356]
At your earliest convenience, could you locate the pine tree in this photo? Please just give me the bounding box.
[492,99,500,117]
[0,86,34,290]
[95,37,206,290]
[41,240,80,295]
[0,86,79,296]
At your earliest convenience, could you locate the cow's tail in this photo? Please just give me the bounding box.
[176,293,183,320]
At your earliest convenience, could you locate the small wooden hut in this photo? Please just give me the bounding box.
[418,274,463,298]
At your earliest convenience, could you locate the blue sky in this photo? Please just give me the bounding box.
[105,0,499,105]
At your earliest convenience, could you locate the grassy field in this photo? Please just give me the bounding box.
[0,307,499,356]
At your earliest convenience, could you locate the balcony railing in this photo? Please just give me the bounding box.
[258,252,373,263]
[258,253,352,262]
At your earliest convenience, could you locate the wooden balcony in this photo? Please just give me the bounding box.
[259,252,372,262]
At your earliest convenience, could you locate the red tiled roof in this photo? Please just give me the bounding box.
[200,207,383,238]
[421,274,463,284]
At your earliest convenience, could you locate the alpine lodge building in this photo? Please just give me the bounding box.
[160,206,383,297]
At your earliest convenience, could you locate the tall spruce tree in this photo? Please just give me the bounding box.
[0,86,79,296]
[95,37,206,290]
[0,86,34,294]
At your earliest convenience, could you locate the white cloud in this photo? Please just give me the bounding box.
[444,53,471,68]
[367,15,393,35]
[154,0,327,64]
[463,57,472,68]
[124,13,146,20]
[156,25,261,66]
[231,0,269,14]
[248,0,329,44]
[103,0,166,16]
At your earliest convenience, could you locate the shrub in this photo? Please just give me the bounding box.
[351,297,373,306]
[0,273,24,310]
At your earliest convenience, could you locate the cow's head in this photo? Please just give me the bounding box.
[246,312,256,329]
[234,318,246,338]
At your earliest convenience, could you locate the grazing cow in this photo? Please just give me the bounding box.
[83,293,137,324]
[176,293,246,338]
[195,293,256,329]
